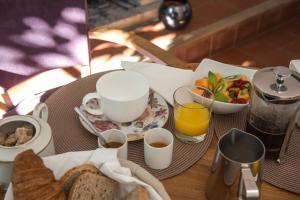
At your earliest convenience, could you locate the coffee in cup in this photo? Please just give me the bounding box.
[149,142,168,148]
[98,129,128,159]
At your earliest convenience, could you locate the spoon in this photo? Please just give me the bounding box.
[74,107,108,147]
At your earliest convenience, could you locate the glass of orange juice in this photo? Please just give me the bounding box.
[173,85,214,143]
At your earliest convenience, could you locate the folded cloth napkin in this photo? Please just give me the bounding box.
[5,148,163,200]
[289,60,300,126]
[122,58,256,106]
[122,61,194,105]
[290,60,300,73]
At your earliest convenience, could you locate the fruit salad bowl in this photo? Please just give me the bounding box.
[192,59,257,114]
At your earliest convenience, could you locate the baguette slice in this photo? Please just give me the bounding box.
[126,186,148,200]
[60,164,101,196]
[68,172,118,200]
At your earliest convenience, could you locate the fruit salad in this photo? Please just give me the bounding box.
[194,71,251,104]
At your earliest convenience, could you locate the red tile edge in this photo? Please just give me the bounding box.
[170,0,300,63]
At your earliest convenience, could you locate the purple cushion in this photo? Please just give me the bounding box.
[0,0,89,90]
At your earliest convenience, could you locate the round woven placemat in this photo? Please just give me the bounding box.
[45,71,213,180]
[213,109,300,194]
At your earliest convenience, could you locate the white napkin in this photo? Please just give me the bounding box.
[122,61,194,105]
[290,59,300,73]
[5,148,162,200]
[122,58,257,106]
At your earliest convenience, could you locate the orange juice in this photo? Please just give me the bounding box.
[174,102,210,136]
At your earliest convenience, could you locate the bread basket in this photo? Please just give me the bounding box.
[5,154,171,200]
[119,159,171,200]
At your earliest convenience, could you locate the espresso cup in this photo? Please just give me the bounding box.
[144,128,173,169]
[97,129,128,159]
[82,71,149,122]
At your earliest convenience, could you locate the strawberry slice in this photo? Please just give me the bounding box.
[236,98,248,104]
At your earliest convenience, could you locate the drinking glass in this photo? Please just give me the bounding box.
[173,85,214,143]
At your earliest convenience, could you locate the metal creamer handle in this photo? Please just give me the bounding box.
[241,168,259,199]
[33,103,48,122]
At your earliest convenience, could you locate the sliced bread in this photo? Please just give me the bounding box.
[60,164,101,196]
[68,172,118,200]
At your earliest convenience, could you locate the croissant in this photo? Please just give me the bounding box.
[12,149,66,200]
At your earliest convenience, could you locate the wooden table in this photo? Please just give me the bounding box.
[1,70,299,200]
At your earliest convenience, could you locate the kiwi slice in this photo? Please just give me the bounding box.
[224,75,241,81]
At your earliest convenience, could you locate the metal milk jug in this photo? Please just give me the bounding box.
[206,129,265,200]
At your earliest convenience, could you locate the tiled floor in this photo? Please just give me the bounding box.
[90,1,300,72]
[209,16,300,68]
[135,0,266,41]
[90,15,300,73]
[89,0,267,61]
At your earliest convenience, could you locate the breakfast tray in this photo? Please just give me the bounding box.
[213,109,300,194]
[45,71,214,180]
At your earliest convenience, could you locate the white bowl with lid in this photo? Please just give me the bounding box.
[0,103,55,187]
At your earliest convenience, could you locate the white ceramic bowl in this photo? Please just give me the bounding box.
[193,59,257,114]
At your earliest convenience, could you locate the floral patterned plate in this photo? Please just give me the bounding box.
[78,91,169,141]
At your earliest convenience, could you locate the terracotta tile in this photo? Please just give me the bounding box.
[245,27,299,50]
[184,36,212,62]
[188,15,218,30]
[281,39,300,58]
[281,16,300,37]
[210,47,261,68]
[280,1,300,21]
[264,29,298,48]
[226,0,266,10]
[254,48,297,67]
[236,15,260,42]
[135,0,268,44]
[237,36,277,58]
[212,26,237,52]
[195,1,237,21]
[258,7,282,32]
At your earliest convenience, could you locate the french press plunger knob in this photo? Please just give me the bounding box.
[271,66,292,92]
